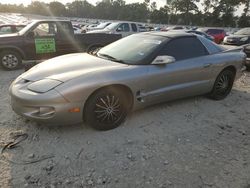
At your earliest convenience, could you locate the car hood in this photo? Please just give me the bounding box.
[227,34,249,38]
[20,53,127,82]
[0,33,19,38]
[87,29,109,34]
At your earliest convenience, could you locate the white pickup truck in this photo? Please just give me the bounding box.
[87,22,143,37]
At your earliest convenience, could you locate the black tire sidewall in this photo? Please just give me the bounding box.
[84,88,130,131]
[210,69,235,100]
[246,65,250,72]
[0,50,22,70]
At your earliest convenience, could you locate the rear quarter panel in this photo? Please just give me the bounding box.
[209,51,245,82]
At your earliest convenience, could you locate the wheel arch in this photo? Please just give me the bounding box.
[83,84,134,120]
[221,65,237,75]
[0,47,25,59]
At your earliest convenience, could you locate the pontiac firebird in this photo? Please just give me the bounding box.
[9,32,246,130]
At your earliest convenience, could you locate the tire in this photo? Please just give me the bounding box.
[209,69,235,100]
[0,50,22,70]
[84,88,130,131]
[246,65,250,72]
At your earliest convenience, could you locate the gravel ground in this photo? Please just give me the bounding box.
[0,69,250,188]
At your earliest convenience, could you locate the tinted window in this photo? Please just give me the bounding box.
[0,26,12,34]
[207,29,224,34]
[117,23,130,32]
[131,23,138,32]
[159,37,208,61]
[16,26,25,31]
[198,36,223,54]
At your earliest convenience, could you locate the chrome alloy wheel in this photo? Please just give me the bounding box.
[215,74,230,94]
[94,95,122,123]
[2,54,19,69]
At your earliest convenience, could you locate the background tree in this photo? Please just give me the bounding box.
[0,0,249,27]
[49,2,66,17]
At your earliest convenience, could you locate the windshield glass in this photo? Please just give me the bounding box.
[105,23,119,30]
[96,22,109,29]
[18,22,35,35]
[234,28,250,35]
[97,34,166,65]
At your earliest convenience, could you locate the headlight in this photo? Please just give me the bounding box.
[27,79,62,93]
[240,37,248,42]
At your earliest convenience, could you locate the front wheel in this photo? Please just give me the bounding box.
[0,50,22,70]
[84,88,130,131]
[209,69,235,100]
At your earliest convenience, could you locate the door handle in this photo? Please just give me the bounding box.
[204,63,212,68]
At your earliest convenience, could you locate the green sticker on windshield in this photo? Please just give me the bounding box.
[35,38,56,54]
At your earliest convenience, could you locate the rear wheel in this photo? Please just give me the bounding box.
[84,88,130,131]
[0,50,22,70]
[209,69,235,100]
[246,65,250,72]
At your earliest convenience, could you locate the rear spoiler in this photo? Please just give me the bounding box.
[221,44,250,53]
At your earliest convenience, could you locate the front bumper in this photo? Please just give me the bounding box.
[9,80,84,125]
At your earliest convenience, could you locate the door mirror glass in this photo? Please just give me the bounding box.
[152,56,176,65]
[26,31,34,38]
[116,27,122,32]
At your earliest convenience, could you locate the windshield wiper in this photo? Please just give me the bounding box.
[98,53,125,64]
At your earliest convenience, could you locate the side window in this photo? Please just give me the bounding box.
[58,22,72,33]
[33,23,57,37]
[16,26,25,31]
[131,23,138,32]
[159,37,208,61]
[0,26,12,34]
[117,23,130,32]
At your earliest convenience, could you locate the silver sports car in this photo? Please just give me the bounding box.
[10,32,246,130]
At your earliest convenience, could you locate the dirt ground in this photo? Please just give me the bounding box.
[0,68,250,188]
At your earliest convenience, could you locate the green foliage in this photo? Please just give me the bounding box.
[0,0,249,27]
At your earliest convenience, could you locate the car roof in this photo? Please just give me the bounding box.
[32,20,70,24]
[141,31,195,38]
[0,24,26,27]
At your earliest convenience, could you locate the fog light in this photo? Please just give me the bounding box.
[38,107,55,117]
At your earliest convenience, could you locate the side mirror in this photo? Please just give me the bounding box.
[26,31,34,38]
[152,56,176,65]
[116,27,122,32]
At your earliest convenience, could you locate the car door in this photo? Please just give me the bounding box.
[55,22,77,56]
[131,23,138,33]
[144,36,213,104]
[23,22,57,60]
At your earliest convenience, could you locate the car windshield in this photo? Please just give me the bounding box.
[234,28,250,35]
[18,22,34,35]
[96,22,109,29]
[105,23,119,30]
[97,34,166,65]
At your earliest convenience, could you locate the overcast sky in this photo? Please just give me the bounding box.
[0,0,244,15]
[1,0,166,7]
